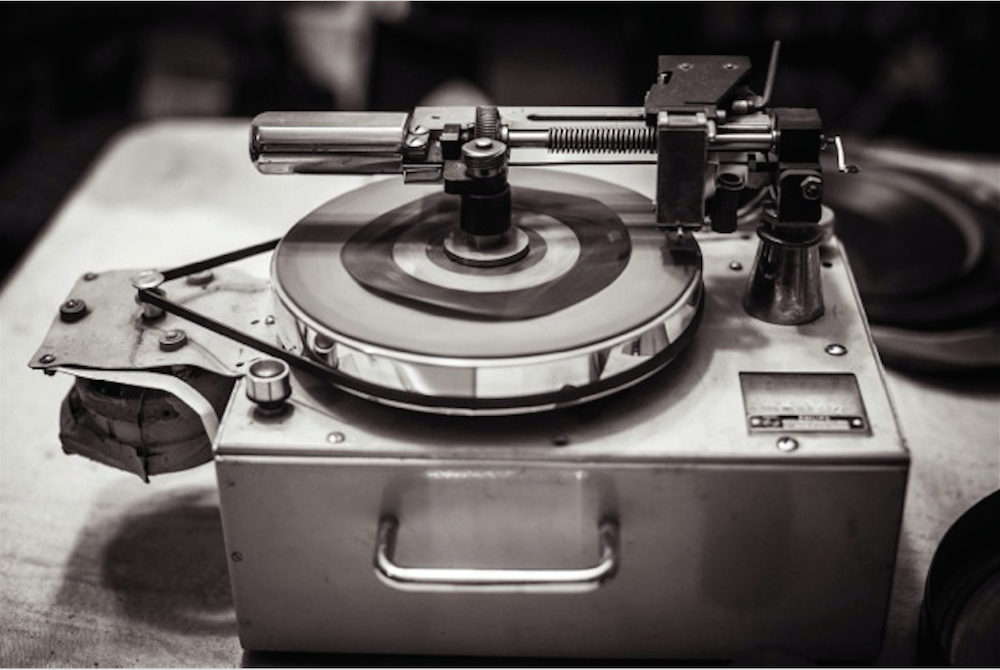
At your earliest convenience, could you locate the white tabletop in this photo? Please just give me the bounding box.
[1,120,997,666]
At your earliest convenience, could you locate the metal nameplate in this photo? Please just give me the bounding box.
[740,372,870,435]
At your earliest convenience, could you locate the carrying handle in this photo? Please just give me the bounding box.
[374,516,620,594]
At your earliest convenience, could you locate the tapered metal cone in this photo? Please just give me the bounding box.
[744,224,824,325]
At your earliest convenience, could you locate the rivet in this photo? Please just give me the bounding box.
[327,431,345,444]
[264,316,275,326]
[678,62,693,71]
[776,436,799,452]
[729,261,743,271]
[553,435,570,446]
[231,552,243,562]
[410,125,429,136]
[39,353,57,365]
[83,272,98,281]
[825,343,848,356]
[723,62,737,70]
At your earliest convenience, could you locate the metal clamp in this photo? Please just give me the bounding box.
[374,516,620,594]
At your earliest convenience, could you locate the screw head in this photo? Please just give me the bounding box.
[800,175,824,201]
[327,431,345,444]
[405,134,429,149]
[825,343,848,356]
[776,436,799,452]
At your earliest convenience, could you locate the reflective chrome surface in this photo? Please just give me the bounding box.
[374,516,619,594]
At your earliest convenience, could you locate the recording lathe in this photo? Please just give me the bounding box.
[30,47,908,661]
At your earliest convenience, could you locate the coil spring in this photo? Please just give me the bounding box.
[549,126,656,153]
[474,106,500,140]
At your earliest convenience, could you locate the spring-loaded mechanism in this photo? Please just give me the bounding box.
[548,126,656,153]
[474,106,501,140]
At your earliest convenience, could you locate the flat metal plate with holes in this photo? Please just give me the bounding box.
[29,268,276,376]
[741,372,870,434]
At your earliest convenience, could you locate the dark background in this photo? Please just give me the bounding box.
[2,2,997,284]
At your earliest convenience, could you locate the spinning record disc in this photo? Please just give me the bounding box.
[272,169,703,414]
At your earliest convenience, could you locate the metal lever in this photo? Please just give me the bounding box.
[374,516,620,594]
[833,136,860,174]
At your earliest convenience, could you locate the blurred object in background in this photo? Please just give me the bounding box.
[824,146,1000,375]
[285,1,409,111]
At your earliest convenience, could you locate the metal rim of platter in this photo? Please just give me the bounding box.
[271,169,704,415]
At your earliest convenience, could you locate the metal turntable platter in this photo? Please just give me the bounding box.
[272,169,703,414]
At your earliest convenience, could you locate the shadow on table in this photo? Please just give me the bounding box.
[54,483,236,640]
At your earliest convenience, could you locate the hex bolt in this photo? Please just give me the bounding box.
[159,329,188,352]
[60,298,88,323]
[825,343,848,356]
[800,175,824,201]
[776,436,799,452]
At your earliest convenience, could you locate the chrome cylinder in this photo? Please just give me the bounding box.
[245,358,292,410]
[250,111,409,174]
[744,222,824,325]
